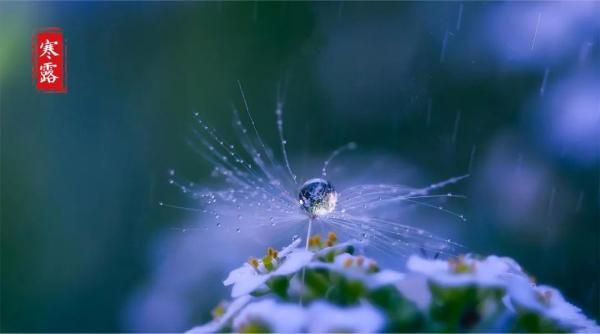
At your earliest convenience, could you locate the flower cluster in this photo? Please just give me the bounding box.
[187,234,598,333]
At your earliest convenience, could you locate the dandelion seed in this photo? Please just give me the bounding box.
[167,88,468,260]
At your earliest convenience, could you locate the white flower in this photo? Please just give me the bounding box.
[306,301,385,333]
[185,295,252,333]
[231,299,385,333]
[507,281,600,332]
[223,238,313,298]
[232,299,307,332]
[308,252,404,289]
[406,254,527,288]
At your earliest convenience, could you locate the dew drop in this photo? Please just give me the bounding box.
[216,222,222,227]
[158,201,164,206]
[236,227,241,233]
[168,169,175,176]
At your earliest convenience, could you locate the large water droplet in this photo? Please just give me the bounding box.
[298,178,337,217]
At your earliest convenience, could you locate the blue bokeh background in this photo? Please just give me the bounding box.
[1,2,598,332]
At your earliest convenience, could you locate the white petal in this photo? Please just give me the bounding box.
[307,301,384,333]
[231,274,270,298]
[508,283,600,331]
[223,264,256,286]
[278,237,303,258]
[232,299,306,332]
[369,269,405,288]
[406,255,448,275]
[396,274,431,309]
[272,249,313,276]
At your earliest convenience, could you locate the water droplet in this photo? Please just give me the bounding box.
[216,222,222,227]
[168,179,174,184]
[168,169,175,176]
[298,178,337,217]
[215,214,220,219]
[158,201,164,206]
[236,227,241,233]
[292,235,299,241]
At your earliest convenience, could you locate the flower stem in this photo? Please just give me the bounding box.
[305,218,313,250]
